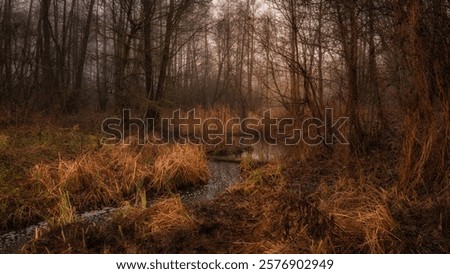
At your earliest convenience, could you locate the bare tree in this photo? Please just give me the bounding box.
[332,0,365,153]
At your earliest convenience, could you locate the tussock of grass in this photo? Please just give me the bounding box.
[152,144,209,192]
[2,132,211,232]
[0,126,101,231]
[50,190,76,227]
[13,142,209,228]
[115,196,196,240]
[316,178,401,253]
[22,196,197,253]
[227,163,283,197]
[228,169,402,253]
[29,144,156,217]
[220,161,447,254]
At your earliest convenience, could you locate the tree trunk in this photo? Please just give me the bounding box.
[142,0,155,121]
[335,1,365,154]
[69,0,95,113]
[153,0,176,120]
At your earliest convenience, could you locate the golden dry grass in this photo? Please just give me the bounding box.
[316,177,401,253]
[30,145,153,211]
[151,144,209,192]
[23,142,210,226]
[198,161,405,254]
[26,143,158,226]
[10,119,449,254]
[21,196,198,253]
[146,197,196,235]
[17,150,450,254]
[115,196,196,240]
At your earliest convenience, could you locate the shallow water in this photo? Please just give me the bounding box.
[0,160,241,253]
[180,161,240,205]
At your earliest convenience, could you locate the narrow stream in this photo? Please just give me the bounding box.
[180,161,240,205]
[0,160,241,254]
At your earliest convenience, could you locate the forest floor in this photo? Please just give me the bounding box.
[1,114,449,254]
[0,120,210,235]
[0,125,101,232]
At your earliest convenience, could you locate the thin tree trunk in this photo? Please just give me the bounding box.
[74,0,95,89]
[153,0,176,117]
[142,0,155,121]
[40,0,55,110]
[1,0,13,101]
[335,1,365,154]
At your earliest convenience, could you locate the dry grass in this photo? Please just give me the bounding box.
[115,196,196,241]
[19,142,209,227]
[25,145,151,227]
[226,156,447,254]
[152,144,209,192]
[22,196,198,253]
[316,177,401,253]
[50,190,76,227]
[398,114,450,196]
[30,145,154,214]
[208,167,403,254]
[7,115,449,254]
[0,126,101,231]
[387,186,450,253]
[17,146,450,254]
